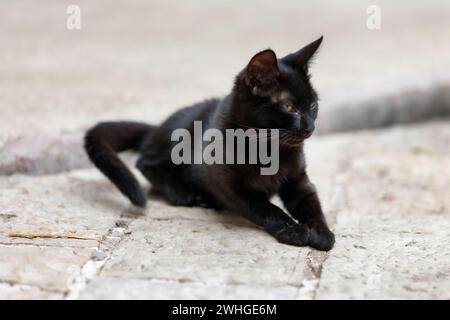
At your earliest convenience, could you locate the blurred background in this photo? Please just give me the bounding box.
[1,0,449,144]
[0,0,449,300]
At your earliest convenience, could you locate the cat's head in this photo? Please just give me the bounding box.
[231,36,323,145]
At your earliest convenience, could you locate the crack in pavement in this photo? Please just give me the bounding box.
[64,217,135,299]
[297,156,350,299]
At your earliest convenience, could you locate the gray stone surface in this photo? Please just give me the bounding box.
[0,245,91,293]
[316,215,450,299]
[0,170,122,246]
[101,218,307,287]
[79,277,299,300]
[1,0,450,300]
[314,121,450,299]
[0,283,63,300]
[0,132,89,176]
[2,120,448,299]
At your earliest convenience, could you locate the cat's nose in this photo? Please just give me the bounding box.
[303,127,313,134]
[300,116,315,138]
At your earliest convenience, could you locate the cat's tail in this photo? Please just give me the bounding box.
[84,121,155,208]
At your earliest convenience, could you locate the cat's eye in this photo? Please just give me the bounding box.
[283,102,296,113]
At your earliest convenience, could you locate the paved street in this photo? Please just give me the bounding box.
[0,1,449,299]
[1,121,449,299]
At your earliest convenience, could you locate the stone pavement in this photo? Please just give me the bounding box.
[1,0,450,299]
[0,121,448,299]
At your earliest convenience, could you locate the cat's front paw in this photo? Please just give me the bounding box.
[273,223,310,247]
[307,225,335,251]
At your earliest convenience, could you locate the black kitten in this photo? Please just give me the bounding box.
[85,37,335,251]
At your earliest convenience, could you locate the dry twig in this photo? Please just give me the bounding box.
[8,232,99,241]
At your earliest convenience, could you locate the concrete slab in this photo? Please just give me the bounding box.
[79,277,298,300]
[316,215,450,299]
[0,170,122,247]
[0,283,63,300]
[0,121,448,299]
[313,121,450,299]
[0,245,91,293]
[100,217,308,287]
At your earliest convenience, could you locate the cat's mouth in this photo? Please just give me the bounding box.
[279,130,312,146]
[301,131,313,139]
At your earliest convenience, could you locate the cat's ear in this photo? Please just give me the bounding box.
[283,36,323,71]
[245,49,280,94]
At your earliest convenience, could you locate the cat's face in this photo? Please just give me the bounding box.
[233,37,323,145]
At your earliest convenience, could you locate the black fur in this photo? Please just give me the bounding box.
[85,121,155,207]
[84,37,335,251]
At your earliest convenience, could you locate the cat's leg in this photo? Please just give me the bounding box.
[157,178,220,209]
[215,188,310,247]
[156,180,198,207]
[136,159,204,207]
[142,168,197,206]
[279,173,335,251]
